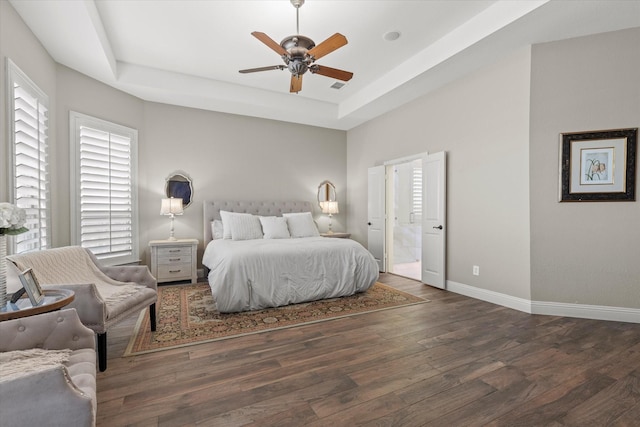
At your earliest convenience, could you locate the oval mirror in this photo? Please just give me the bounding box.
[165,171,193,209]
[317,180,336,207]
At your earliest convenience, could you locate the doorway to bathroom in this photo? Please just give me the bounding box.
[388,158,422,280]
[368,151,446,288]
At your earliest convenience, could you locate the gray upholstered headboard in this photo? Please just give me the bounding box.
[203,200,313,245]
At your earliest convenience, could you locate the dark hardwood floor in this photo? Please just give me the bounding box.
[97,274,640,426]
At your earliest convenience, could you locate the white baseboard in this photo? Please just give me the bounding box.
[446,281,532,313]
[531,300,640,324]
[446,280,640,324]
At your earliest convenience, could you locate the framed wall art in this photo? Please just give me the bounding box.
[559,128,637,202]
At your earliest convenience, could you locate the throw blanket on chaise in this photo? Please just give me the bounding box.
[8,246,144,310]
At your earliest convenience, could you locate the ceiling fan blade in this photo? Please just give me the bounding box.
[290,74,303,93]
[307,33,348,60]
[251,32,288,56]
[310,65,353,81]
[239,65,286,74]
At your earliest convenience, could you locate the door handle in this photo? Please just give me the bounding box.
[433,225,443,230]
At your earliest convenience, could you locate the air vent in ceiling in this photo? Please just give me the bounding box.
[330,82,346,90]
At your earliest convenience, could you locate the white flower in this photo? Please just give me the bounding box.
[0,203,28,234]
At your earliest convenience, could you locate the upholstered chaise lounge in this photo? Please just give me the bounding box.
[0,308,97,427]
[7,246,157,371]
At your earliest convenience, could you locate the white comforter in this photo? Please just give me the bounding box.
[202,237,379,312]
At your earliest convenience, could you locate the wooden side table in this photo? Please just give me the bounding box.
[321,232,351,239]
[0,289,75,321]
[149,238,198,284]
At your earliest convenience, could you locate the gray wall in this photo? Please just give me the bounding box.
[55,70,346,266]
[530,28,640,308]
[346,47,533,300]
[139,102,346,264]
[0,0,57,205]
[55,65,145,249]
[346,27,639,309]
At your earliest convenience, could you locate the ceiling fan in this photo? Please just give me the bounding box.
[239,0,353,94]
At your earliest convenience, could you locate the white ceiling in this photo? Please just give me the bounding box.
[9,0,640,130]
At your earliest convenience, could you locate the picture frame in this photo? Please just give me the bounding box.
[19,268,44,306]
[560,128,637,202]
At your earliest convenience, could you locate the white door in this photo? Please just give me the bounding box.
[422,151,446,288]
[368,165,386,272]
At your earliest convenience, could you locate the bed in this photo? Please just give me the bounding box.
[202,200,379,312]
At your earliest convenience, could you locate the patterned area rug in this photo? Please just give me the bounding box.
[124,282,428,355]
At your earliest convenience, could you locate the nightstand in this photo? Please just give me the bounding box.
[320,232,351,239]
[149,239,198,284]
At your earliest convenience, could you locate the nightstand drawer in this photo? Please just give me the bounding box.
[158,254,192,265]
[157,246,192,257]
[157,264,192,281]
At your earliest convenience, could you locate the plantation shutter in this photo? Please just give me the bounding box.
[412,165,423,223]
[71,112,138,265]
[9,60,50,254]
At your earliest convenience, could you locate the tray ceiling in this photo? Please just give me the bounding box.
[9,0,640,130]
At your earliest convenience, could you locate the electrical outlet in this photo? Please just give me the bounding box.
[473,265,480,276]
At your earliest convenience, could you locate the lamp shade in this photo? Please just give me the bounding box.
[321,201,339,215]
[160,198,183,216]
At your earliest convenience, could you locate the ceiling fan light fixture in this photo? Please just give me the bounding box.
[281,35,315,52]
[288,60,308,76]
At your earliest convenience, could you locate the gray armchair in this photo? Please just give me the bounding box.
[0,308,97,427]
[7,246,157,371]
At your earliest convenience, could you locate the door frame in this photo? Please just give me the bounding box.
[368,151,445,288]
[384,154,426,280]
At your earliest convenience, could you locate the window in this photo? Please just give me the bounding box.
[8,59,50,254]
[70,112,138,265]
[412,165,423,223]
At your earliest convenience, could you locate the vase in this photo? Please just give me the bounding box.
[0,234,7,308]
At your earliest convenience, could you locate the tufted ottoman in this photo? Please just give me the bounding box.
[0,308,97,427]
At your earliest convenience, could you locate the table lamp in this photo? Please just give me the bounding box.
[160,197,183,241]
[321,201,339,234]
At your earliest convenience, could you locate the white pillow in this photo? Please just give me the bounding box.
[229,213,263,241]
[259,216,291,239]
[210,220,224,240]
[283,212,319,238]
[219,211,234,239]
